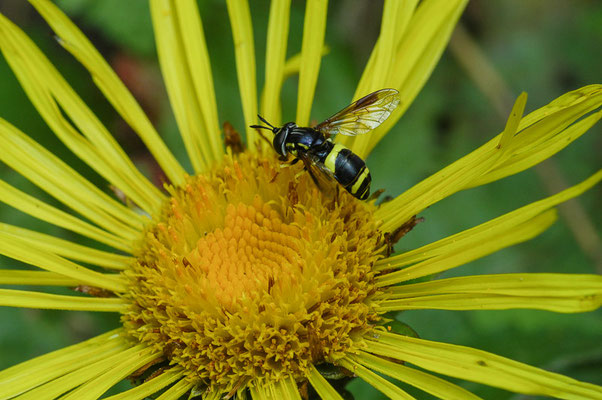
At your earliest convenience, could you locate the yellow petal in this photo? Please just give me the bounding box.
[378,273,602,313]
[306,364,344,400]
[103,368,184,400]
[0,289,126,312]
[173,0,224,162]
[262,46,330,123]
[14,344,149,400]
[377,170,601,279]
[0,223,131,270]
[497,92,528,151]
[351,352,482,400]
[249,377,302,400]
[274,376,303,400]
[376,209,556,286]
[295,0,328,127]
[0,270,80,286]
[0,115,146,239]
[0,179,132,253]
[282,47,330,79]
[0,231,126,292]
[338,357,415,399]
[27,0,188,186]
[387,273,602,298]
[0,329,125,399]
[60,346,159,400]
[0,13,164,215]
[149,0,212,172]
[470,109,602,188]
[352,0,417,104]
[155,379,195,400]
[366,332,602,399]
[343,0,416,155]
[343,0,467,156]
[260,0,291,128]
[226,0,259,151]
[377,85,602,232]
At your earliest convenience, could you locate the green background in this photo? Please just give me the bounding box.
[0,1,600,399]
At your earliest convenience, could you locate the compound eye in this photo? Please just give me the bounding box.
[273,131,287,156]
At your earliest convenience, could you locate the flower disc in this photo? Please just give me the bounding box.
[121,151,385,391]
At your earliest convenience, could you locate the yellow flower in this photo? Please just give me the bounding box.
[0,1,601,400]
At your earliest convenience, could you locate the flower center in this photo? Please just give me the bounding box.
[121,150,384,391]
[185,200,304,310]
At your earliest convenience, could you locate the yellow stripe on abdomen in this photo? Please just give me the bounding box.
[324,143,345,172]
[350,167,369,194]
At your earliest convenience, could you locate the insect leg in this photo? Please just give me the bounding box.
[279,156,299,169]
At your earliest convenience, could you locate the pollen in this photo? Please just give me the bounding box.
[121,150,385,392]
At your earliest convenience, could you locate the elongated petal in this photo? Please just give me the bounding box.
[306,364,344,400]
[351,352,482,400]
[173,0,224,161]
[386,273,602,298]
[0,223,131,270]
[352,0,417,100]
[262,46,329,123]
[342,0,467,156]
[0,270,80,286]
[378,292,601,313]
[0,179,132,253]
[377,170,601,284]
[249,383,269,399]
[226,0,259,150]
[249,376,301,400]
[260,0,291,127]
[338,357,415,399]
[155,378,195,400]
[275,376,303,400]
[27,0,187,186]
[377,85,602,232]
[0,13,164,215]
[60,347,160,400]
[0,329,125,399]
[366,332,602,399]
[376,209,556,286]
[295,0,328,127]
[103,368,184,400]
[14,344,149,400]
[378,273,602,313]
[282,48,329,79]
[0,232,126,292]
[0,118,144,239]
[0,289,126,312]
[343,0,416,156]
[470,109,602,187]
[149,0,210,172]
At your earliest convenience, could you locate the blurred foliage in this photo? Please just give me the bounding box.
[0,1,600,399]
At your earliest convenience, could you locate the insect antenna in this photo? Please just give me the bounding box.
[249,115,277,146]
[250,114,278,133]
[257,114,276,129]
[249,124,271,131]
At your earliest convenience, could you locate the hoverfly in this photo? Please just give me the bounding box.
[251,88,400,200]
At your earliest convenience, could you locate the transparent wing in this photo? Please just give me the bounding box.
[314,88,401,137]
[298,152,337,197]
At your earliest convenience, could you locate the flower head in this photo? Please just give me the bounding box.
[122,151,384,393]
[0,1,601,400]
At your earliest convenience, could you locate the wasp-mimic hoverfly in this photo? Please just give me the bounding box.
[251,88,400,200]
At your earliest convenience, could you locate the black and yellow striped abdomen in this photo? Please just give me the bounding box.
[323,143,372,200]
